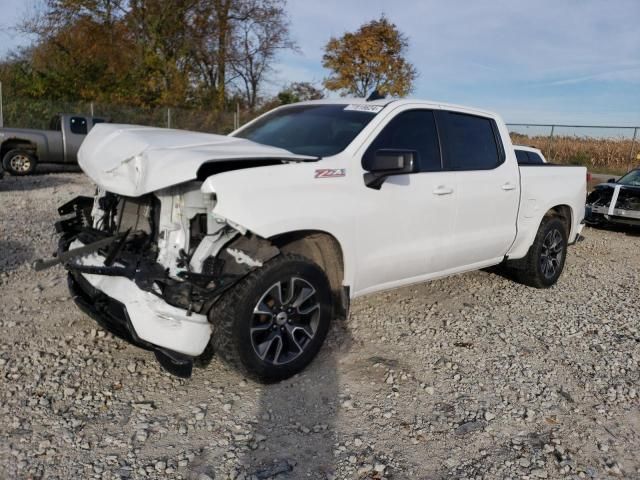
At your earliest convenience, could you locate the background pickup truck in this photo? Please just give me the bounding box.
[46,98,586,381]
[0,114,105,175]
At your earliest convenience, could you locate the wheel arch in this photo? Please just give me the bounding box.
[1,139,38,160]
[507,203,575,260]
[269,230,349,318]
[545,204,573,238]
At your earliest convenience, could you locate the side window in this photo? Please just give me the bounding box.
[515,150,530,164]
[439,111,503,170]
[364,110,441,172]
[527,152,545,164]
[49,116,61,131]
[70,117,88,135]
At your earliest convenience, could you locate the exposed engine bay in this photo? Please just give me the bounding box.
[586,184,640,226]
[52,185,279,314]
[36,184,281,376]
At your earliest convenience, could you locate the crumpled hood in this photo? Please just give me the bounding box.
[78,123,316,196]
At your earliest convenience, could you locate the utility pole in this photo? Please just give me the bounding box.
[0,81,4,128]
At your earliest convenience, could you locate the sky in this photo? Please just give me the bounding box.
[1,0,639,127]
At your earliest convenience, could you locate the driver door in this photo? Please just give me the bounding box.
[353,107,458,295]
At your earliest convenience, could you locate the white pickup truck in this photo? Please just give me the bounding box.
[45,99,586,381]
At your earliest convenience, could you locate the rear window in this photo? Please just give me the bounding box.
[515,149,529,164]
[439,111,503,170]
[527,151,545,164]
[70,117,88,135]
[515,149,545,165]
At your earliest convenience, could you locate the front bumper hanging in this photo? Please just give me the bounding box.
[37,195,214,377]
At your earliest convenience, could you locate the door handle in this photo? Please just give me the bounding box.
[433,186,454,196]
[502,183,516,191]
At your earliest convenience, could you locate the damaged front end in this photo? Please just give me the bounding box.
[41,184,279,377]
[586,184,640,227]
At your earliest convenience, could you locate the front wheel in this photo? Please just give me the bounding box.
[509,216,568,288]
[208,253,333,382]
[2,149,37,176]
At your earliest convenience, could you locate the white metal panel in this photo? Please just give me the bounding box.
[70,241,211,356]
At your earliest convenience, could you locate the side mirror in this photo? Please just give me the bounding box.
[607,178,617,183]
[363,149,418,189]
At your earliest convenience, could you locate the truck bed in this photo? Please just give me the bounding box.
[507,164,587,259]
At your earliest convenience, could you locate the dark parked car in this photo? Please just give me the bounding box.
[0,114,106,175]
[586,168,640,227]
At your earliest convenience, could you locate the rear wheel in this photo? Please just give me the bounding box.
[208,254,333,382]
[3,149,37,176]
[509,216,568,288]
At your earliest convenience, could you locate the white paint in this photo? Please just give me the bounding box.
[69,241,211,356]
[78,124,316,196]
[607,184,622,215]
[344,104,384,113]
[76,98,587,358]
[199,99,586,295]
[226,248,263,268]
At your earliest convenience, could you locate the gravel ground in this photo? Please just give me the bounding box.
[1,173,639,480]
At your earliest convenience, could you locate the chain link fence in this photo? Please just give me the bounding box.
[1,97,246,134]
[2,94,638,174]
[508,124,639,174]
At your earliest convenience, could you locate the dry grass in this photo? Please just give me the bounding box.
[510,133,639,174]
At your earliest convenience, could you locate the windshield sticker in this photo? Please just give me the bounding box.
[344,104,384,113]
[315,168,346,178]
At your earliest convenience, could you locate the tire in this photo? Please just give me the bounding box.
[208,253,333,382]
[509,216,568,288]
[2,149,37,176]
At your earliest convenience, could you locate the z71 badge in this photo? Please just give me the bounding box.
[314,168,346,178]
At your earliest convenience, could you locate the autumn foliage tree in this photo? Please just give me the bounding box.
[3,0,295,109]
[322,16,417,97]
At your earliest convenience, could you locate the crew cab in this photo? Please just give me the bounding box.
[41,99,587,381]
[0,114,106,175]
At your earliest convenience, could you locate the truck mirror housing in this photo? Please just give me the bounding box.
[363,149,418,189]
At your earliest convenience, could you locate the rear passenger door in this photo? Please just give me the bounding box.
[437,110,520,268]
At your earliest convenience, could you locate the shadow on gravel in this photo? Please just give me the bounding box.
[238,319,353,479]
[35,164,82,174]
[0,240,34,272]
[482,264,519,284]
[0,173,80,191]
[585,223,640,237]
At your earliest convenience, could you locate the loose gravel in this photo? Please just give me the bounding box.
[1,173,639,479]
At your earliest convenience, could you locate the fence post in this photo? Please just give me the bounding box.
[167,108,171,128]
[630,127,638,168]
[547,125,555,160]
[0,81,3,128]
[90,102,94,117]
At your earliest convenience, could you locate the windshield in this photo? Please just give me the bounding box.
[617,169,640,186]
[234,104,381,157]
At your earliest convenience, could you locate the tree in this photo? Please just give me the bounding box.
[277,81,323,104]
[322,16,417,97]
[4,0,295,110]
[16,0,137,102]
[230,0,295,110]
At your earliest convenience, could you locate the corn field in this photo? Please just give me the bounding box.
[510,132,639,175]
